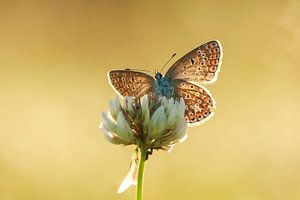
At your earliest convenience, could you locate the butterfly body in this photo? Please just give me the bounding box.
[108,40,223,126]
[154,72,174,98]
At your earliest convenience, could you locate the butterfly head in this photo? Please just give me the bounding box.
[154,71,163,80]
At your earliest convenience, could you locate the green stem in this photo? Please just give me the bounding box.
[136,147,147,200]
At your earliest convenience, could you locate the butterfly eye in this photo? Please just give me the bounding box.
[197,50,201,54]
[203,57,208,61]
[201,53,206,57]
[121,77,125,81]
[200,61,205,66]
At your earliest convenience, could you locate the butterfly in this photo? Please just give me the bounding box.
[108,40,222,126]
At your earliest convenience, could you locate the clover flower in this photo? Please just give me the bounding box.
[100,96,187,152]
[99,95,187,196]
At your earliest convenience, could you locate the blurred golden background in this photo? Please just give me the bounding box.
[1,0,300,199]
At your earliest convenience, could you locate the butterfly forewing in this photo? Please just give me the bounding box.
[165,40,222,84]
[173,79,215,126]
[108,70,155,99]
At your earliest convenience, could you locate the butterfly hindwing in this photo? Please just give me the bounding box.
[108,70,155,99]
[173,79,215,126]
[165,40,222,84]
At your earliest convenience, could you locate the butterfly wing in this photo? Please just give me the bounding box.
[108,70,155,98]
[173,79,215,126]
[165,40,222,84]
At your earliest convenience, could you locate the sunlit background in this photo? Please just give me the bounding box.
[1,0,300,199]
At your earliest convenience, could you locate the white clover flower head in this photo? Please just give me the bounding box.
[100,95,187,193]
[100,95,187,152]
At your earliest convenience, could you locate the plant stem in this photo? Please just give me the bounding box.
[136,147,147,200]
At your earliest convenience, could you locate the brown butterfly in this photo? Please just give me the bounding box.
[108,40,223,126]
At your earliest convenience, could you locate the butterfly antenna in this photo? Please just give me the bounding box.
[160,53,176,73]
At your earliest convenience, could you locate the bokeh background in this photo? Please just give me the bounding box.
[1,0,300,199]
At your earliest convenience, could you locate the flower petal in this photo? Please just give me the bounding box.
[149,106,166,140]
[99,123,127,144]
[108,97,121,120]
[116,112,135,144]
